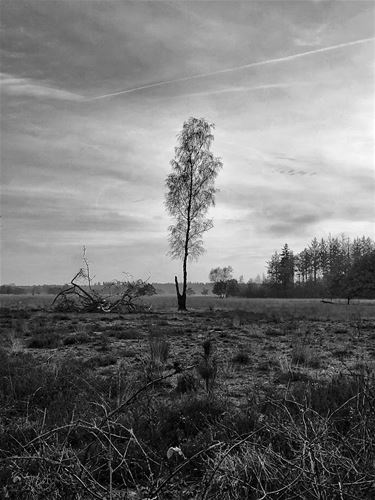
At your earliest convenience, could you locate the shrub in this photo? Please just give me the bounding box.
[334,326,349,334]
[196,339,217,393]
[332,346,352,359]
[176,372,198,394]
[265,326,284,337]
[84,354,117,368]
[95,334,110,352]
[274,369,312,384]
[109,327,141,340]
[158,395,226,443]
[232,350,250,365]
[63,332,91,345]
[27,331,61,349]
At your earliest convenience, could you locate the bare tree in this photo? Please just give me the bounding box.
[165,117,222,310]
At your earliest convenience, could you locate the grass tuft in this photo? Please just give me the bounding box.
[291,342,322,368]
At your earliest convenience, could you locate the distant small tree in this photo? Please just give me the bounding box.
[225,278,240,297]
[209,266,233,298]
[201,287,209,295]
[166,117,222,311]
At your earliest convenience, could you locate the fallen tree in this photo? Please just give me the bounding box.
[52,249,156,313]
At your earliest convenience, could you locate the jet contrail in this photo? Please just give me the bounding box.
[87,37,375,101]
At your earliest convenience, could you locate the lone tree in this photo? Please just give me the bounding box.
[166,117,222,310]
[209,266,233,298]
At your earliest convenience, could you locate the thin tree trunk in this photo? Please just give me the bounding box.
[175,157,194,312]
[178,225,189,311]
[175,276,186,311]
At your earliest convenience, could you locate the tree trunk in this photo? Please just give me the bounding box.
[178,292,186,310]
[175,157,193,312]
[175,276,187,311]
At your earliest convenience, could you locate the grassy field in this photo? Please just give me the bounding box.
[2,293,375,319]
[1,295,374,498]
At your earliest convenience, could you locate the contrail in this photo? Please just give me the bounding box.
[169,82,309,99]
[87,37,374,101]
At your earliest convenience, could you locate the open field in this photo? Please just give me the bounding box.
[2,293,375,319]
[1,296,374,498]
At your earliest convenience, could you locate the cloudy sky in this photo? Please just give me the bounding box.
[1,0,374,285]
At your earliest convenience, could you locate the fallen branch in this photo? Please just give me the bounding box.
[52,251,156,313]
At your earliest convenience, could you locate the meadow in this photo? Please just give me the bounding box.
[2,293,375,319]
[1,294,374,499]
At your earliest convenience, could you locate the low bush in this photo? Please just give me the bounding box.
[232,350,250,364]
[63,332,91,345]
[196,339,218,393]
[84,353,117,368]
[265,326,284,337]
[274,369,312,384]
[175,372,198,394]
[109,327,142,339]
[27,331,61,349]
[157,395,227,444]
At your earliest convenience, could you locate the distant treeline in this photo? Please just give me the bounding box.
[3,235,374,302]
[152,282,211,295]
[0,285,64,295]
[0,282,212,296]
[222,235,375,302]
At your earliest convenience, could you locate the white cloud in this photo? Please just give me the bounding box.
[293,23,327,47]
[0,72,83,101]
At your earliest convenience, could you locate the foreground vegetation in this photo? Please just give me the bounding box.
[0,297,374,498]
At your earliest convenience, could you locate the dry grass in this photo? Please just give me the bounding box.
[0,297,374,498]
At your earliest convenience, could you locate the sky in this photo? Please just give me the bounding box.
[1,0,374,285]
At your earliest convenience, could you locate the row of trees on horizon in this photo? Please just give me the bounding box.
[209,235,375,302]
